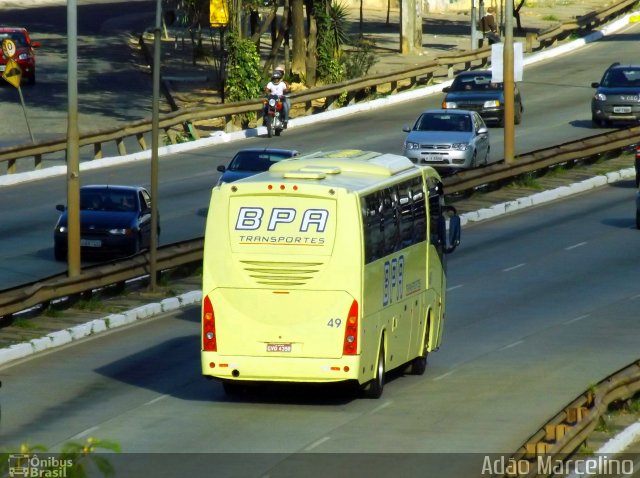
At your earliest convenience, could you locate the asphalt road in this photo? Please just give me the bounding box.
[1,177,639,477]
[0,0,157,148]
[2,19,640,290]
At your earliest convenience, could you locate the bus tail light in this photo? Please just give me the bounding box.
[342,300,359,355]
[202,295,217,351]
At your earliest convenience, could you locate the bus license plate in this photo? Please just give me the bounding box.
[613,106,631,113]
[266,343,292,353]
[80,239,102,247]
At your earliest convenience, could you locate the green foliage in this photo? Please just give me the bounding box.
[11,318,36,329]
[315,0,351,84]
[0,438,121,478]
[342,37,377,79]
[224,30,262,125]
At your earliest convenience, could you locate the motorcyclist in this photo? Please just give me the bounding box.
[264,70,290,128]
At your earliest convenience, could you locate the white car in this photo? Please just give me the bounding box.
[402,109,490,173]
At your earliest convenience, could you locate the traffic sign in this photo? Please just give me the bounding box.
[2,38,16,59]
[2,58,22,88]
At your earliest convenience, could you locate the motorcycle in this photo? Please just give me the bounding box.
[263,94,285,138]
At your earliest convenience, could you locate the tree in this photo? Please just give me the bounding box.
[290,0,307,76]
[513,0,526,32]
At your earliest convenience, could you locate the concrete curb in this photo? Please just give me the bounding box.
[0,289,202,368]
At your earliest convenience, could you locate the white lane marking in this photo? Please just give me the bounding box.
[145,394,169,406]
[304,436,331,451]
[565,241,587,250]
[70,426,100,440]
[433,370,455,381]
[500,340,523,350]
[503,263,525,272]
[564,314,589,325]
[447,284,463,292]
[368,400,392,415]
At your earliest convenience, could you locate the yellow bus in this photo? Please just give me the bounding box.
[201,150,461,398]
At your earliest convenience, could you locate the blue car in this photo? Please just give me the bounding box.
[53,185,158,261]
[216,148,299,186]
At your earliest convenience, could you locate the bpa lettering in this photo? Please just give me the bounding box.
[236,207,329,232]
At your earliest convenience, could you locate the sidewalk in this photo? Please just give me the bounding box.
[156,0,609,108]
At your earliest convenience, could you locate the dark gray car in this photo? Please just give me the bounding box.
[216,148,299,186]
[442,70,523,127]
[591,63,640,127]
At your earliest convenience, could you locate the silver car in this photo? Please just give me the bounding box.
[402,109,490,173]
[591,63,640,127]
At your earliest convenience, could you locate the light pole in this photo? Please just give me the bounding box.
[503,0,515,164]
[66,0,81,277]
[149,0,162,291]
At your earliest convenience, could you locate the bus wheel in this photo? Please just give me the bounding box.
[410,355,427,375]
[364,342,385,399]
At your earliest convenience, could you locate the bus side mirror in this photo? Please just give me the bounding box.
[438,205,461,253]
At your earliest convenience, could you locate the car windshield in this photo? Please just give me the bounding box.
[0,32,27,47]
[80,190,137,212]
[601,68,640,88]
[228,151,292,171]
[415,114,472,132]
[450,75,501,91]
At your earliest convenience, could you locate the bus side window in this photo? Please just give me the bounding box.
[381,187,400,255]
[398,183,414,248]
[363,193,384,263]
[411,178,426,243]
[427,177,444,245]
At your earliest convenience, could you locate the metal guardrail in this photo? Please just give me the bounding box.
[0,0,635,174]
[442,125,640,195]
[2,125,639,321]
[495,360,640,478]
[0,239,202,320]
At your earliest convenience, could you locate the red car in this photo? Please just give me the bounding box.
[0,27,40,85]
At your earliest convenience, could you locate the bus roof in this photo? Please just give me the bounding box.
[225,150,441,195]
[269,150,416,178]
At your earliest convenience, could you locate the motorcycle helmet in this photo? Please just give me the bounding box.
[271,70,283,83]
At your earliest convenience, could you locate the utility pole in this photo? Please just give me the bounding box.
[471,0,478,50]
[503,0,515,164]
[66,0,81,277]
[150,0,162,292]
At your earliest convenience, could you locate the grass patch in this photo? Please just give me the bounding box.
[508,173,542,189]
[74,297,107,312]
[11,318,37,329]
[44,307,63,318]
[594,415,611,433]
[541,14,559,22]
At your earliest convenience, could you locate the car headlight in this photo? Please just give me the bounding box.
[57,226,67,233]
[483,100,500,108]
[404,141,420,150]
[442,101,457,108]
[594,93,607,101]
[18,53,31,61]
[452,143,469,151]
[108,228,134,236]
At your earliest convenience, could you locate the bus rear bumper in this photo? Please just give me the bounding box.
[201,352,362,383]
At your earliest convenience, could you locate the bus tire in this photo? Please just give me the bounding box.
[364,341,385,399]
[410,355,427,375]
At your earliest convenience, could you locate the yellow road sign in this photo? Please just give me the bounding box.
[210,0,229,26]
[2,58,22,88]
[2,38,16,59]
